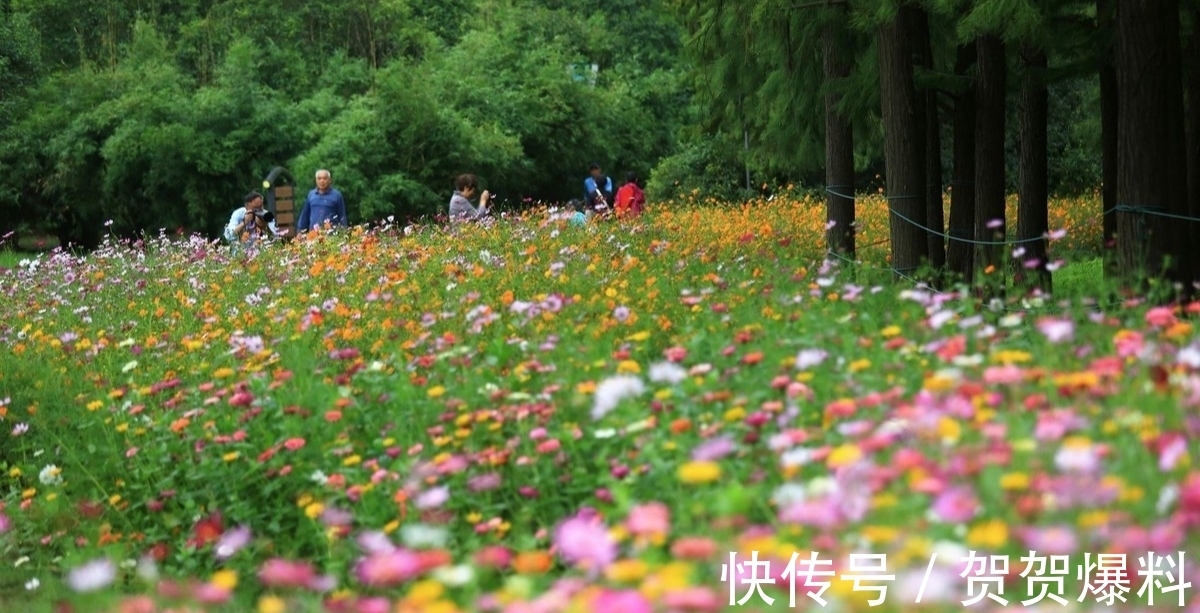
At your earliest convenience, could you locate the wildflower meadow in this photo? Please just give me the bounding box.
[1,192,1198,613]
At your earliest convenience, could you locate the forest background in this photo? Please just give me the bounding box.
[0,0,1109,252]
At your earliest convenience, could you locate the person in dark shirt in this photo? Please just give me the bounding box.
[297,169,349,233]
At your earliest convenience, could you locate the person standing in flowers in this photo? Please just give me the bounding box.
[613,172,645,218]
[224,191,278,251]
[296,169,349,234]
[448,174,492,222]
[583,163,614,213]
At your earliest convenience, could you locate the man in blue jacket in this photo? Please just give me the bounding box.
[583,163,614,211]
[297,169,349,233]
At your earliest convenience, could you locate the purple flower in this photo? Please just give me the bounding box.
[1037,317,1075,344]
[691,436,735,462]
[214,525,252,561]
[468,473,502,492]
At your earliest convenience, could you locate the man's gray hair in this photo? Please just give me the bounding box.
[316,169,331,179]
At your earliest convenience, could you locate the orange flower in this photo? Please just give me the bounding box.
[512,551,553,575]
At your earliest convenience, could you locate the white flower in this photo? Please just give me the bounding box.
[1157,483,1179,515]
[310,470,328,486]
[794,349,828,370]
[38,464,62,486]
[648,361,687,385]
[780,447,815,468]
[121,360,138,373]
[24,578,39,591]
[400,523,449,549]
[591,375,646,421]
[431,564,475,587]
[593,428,617,439]
[771,483,808,507]
[1178,345,1200,369]
[66,558,116,592]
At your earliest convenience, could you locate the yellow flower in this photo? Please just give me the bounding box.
[86,400,104,411]
[384,519,400,534]
[222,452,240,462]
[723,407,746,422]
[965,519,1008,549]
[990,350,1033,364]
[616,360,641,374]
[848,359,871,373]
[343,455,362,467]
[406,580,445,605]
[677,461,721,484]
[210,569,238,590]
[606,559,649,583]
[427,385,445,398]
[1000,472,1030,490]
[22,488,36,499]
[9,467,20,477]
[213,367,235,379]
[304,502,325,519]
[881,325,901,338]
[257,595,286,613]
[938,417,961,444]
[827,443,862,468]
[109,494,122,506]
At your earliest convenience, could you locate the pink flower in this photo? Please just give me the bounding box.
[1146,306,1177,328]
[983,365,1025,385]
[1115,331,1145,358]
[535,439,561,454]
[258,558,316,588]
[193,583,232,605]
[778,498,842,530]
[1017,525,1078,555]
[931,486,979,523]
[469,473,503,492]
[354,597,391,613]
[553,513,616,572]
[625,502,670,538]
[415,486,449,510]
[663,346,688,363]
[283,437,306,451]
[0,512,8,533]
[355,549,423,587]
[474,545,513,569]
[671,537,718,560]
[1037,318,1075,343]
[591,589,652,613]
[663,587,722,612]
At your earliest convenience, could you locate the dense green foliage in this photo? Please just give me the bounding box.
[0,0,1113,247]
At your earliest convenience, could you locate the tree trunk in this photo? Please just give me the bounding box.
[1098,0,1119,273]
[948,43,977,282]
[1186,5,1200,222]
[1017,42,1050,293]
[1115,0,1191,292]
[878,5,929,278]
[974,35,1007,285]
[823,17,855,258]
[910,5,944,272]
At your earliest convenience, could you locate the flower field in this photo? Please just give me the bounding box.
[2,192,1197,613]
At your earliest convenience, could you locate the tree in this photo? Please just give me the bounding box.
[823,9,855,257]
[946,43,976,282]
[1016,40,1050,291]
[877,1,929,276]
[1114,0,1192,291]
[972,34,1006,283]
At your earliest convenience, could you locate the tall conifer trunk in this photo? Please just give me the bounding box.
[974,35,1007,286]
[948,44,977,282]
[824,16,855,258]
[910,6,944,272]
[1017,42,1050,292]
[878,3,929,277]
[1115,0,1190,292]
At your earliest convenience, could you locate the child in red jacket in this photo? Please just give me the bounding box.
[614,173,645,219]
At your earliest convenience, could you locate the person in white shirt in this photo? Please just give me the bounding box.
[225,191,279,250]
